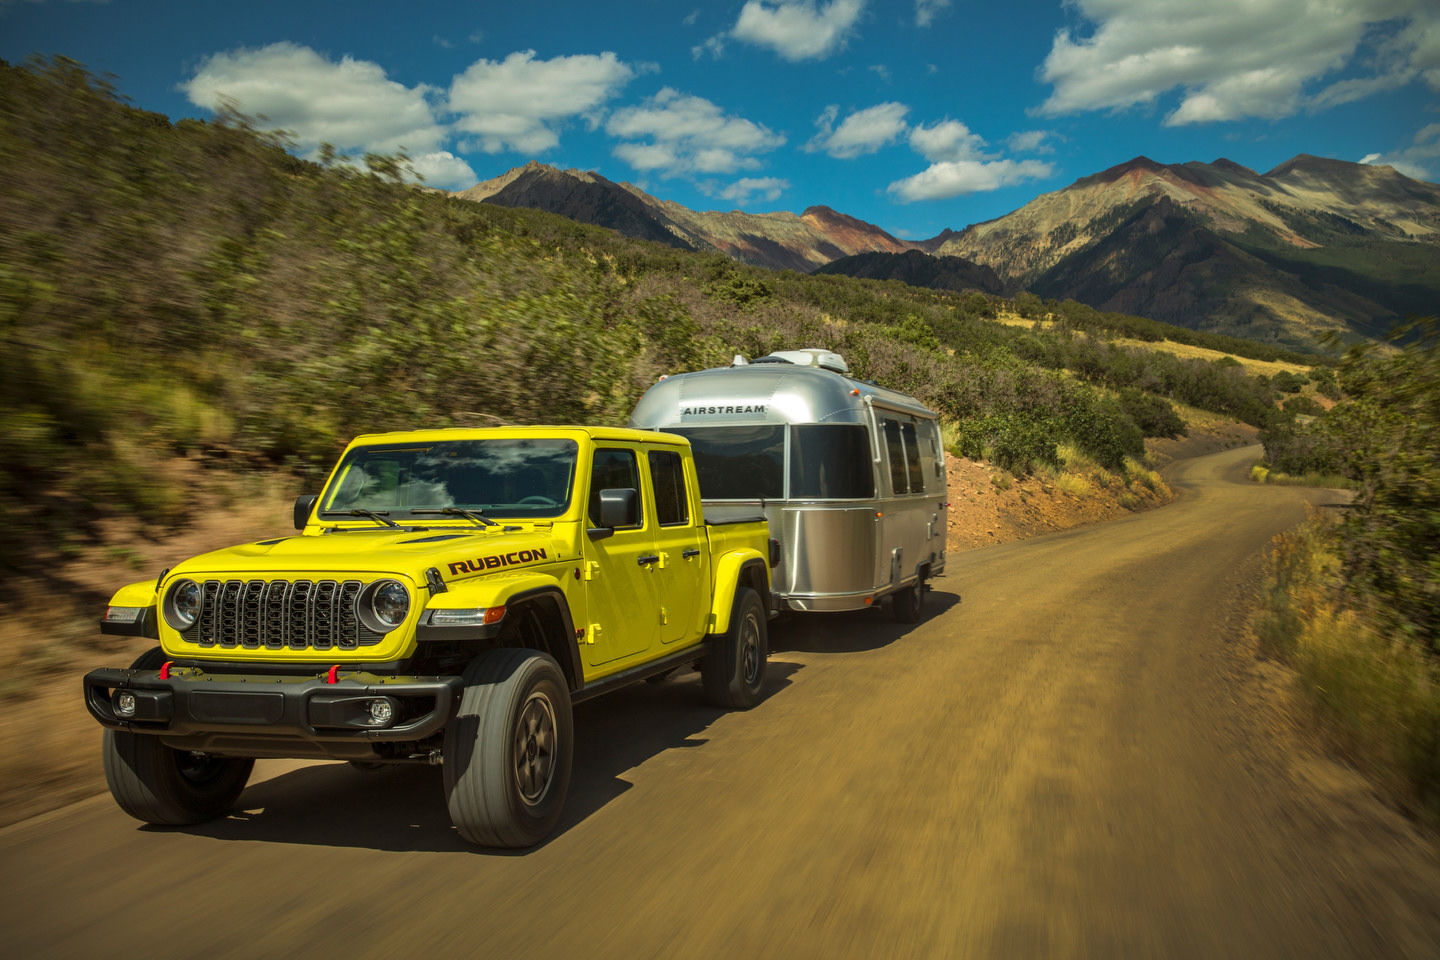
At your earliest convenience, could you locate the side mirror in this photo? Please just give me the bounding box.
[599,488,639,528]
[294,494,319,531]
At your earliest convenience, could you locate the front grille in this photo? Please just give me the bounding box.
[182,579,384,650]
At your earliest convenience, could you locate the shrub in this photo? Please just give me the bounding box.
[1118,387,1187,439]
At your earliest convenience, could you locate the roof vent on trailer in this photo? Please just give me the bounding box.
[752,348,850,376]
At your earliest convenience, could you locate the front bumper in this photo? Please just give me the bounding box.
[84,665,463,749]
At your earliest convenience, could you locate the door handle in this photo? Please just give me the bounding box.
[682,548,701,559]
[637,555,660,567]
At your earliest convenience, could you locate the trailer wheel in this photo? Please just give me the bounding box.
[702,587,768,709]
[101,646,254,826]
[892,583,924,623]
[443,648,573,848]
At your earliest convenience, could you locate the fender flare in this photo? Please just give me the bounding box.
[421,573,584,691]
[709,549,770,635]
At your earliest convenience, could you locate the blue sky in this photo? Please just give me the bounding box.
[4,0,1437,240]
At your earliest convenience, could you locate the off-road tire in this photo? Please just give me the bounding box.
[443,648,573,848]
[101,646,254,826]
[892,583,924,623]
[701,586,768,709]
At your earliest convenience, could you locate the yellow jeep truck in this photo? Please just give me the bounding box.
[84,426,772,848]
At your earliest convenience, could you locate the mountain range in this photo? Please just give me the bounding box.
[454,156,1440,349]
[457,161,912,273]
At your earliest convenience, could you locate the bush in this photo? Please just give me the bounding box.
[1118,387,1187,439]
[954,414,1059,475]
[1271,370,1308,393]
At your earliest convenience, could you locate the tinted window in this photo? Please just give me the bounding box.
[922,420,944,478]
[589,448,642,527]
[901,422,924,494]
[648,449,690,526]
[789,424,875,499]
[883,419,909,495]
[669,426,784,500]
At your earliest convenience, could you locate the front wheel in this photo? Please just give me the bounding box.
[701,586,768,709]
[101,645,253,825]
[443,648,574,848]
[102,731,254,826]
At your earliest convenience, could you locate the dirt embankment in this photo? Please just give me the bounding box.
[943,421,1259,553]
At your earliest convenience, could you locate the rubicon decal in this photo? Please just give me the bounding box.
[447,548,548,576]
[681,404,766,416]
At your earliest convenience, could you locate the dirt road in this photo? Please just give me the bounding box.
[3,445,1438,957]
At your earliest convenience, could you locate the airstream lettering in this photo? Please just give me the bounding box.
[631,349,946,623]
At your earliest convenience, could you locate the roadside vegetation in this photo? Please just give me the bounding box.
[1256,321,1440,813]
[2,57,1299,586]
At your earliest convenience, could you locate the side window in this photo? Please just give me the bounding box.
[883,419,908,495]
[901,421,924,494]
[647,449,690,526]
[589,448,642,528]
[924,420,944,478]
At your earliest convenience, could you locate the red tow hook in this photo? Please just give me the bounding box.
[159,661,172,680]
[326,664,340,684]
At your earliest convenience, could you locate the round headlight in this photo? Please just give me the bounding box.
[369,580,410,630]
[164,579,202,631]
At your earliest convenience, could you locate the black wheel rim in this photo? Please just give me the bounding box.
[513,691,558,806]
[175,750,228,786]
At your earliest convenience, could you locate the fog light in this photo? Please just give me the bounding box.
[115,691,137,717]
[368,698,396,725]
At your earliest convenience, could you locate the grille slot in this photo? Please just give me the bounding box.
[182,578,383,650]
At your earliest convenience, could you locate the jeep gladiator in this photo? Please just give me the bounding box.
[84,426,772,847]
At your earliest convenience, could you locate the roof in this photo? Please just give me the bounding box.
[345,425,686,446]
[629,361,936,428]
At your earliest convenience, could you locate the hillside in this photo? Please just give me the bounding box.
[456,161,915,272]
[0,57,1303,579]
[812,249,1003,295]
[934,156,1440,347]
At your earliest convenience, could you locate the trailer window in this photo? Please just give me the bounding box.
[789,424,874,499]
[669,426,784,500]
[883,419,909,494]
[901,422,924,494]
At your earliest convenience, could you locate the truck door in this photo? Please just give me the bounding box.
[646,447,707,644]
[580,446,661,669]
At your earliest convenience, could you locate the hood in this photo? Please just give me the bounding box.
[168,525,572,584]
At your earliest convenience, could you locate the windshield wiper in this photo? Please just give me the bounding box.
[320,509,402,528]
[412,507,498,527]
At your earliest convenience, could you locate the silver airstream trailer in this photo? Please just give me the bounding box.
[629,349,947,621]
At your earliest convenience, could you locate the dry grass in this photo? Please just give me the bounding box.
[1107,336,1312,377]
[1257,515,1440,812]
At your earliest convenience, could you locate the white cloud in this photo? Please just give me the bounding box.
[915,0,950,27]
[448,50,634,154]
[909,119,988,162]
[1006,130,1057,154]
[407,151,478,189]
[1361,123,1440,182]
[718,177,790,204]
[607,88,785,177]
[807,102,909,158]
[1037,0,1439,125]
[705,0,865,62]
[183,42,446,155]
[887,159,1054,202]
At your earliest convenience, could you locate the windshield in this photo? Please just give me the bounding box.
[320,438,578,520]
